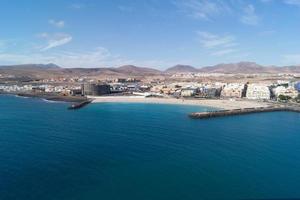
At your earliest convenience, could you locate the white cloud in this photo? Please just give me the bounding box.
[0,48,121,67]
[197,31,239,57]
[284,0,300,6]
[49,19,65,28]
[197,31,237,49]
[175,0,230,20]
[261,0,300,6]
[0,46,185,69]
[38,33,72,51]
[240,4,259,25]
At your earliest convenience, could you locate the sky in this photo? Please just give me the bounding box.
[1,0,300,69]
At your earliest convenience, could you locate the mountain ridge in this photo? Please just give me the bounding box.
[1,62,300,79]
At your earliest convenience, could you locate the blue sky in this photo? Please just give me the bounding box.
[1,0,300,69]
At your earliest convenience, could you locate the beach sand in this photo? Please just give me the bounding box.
[89,96,271,110]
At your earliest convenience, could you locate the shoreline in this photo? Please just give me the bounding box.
[89,96,272,110]
[1,92,87,103]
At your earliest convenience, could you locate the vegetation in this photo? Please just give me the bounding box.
[278,94,292,102]
[295,94,300,103]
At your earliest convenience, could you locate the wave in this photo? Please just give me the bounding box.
[42,99,62,103]
[14,95,29,99]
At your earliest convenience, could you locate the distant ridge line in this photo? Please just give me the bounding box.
[1,62,300,78]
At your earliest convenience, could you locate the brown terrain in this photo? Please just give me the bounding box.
[1,62,300,82]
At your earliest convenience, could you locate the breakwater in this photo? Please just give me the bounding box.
[16,93,87,103]
[68,99,93,110]
[189,106,300,119]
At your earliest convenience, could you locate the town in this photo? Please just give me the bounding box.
[1,71,300,104]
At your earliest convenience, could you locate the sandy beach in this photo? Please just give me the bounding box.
[89,96,271,110]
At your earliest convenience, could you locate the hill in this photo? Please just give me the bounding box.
[115,65,161,76]
[2,62,300,80]
[199,62,300,74]
[165,65,198,73]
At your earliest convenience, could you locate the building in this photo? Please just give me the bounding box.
[221,83,245,98]
[295,82,300,92]
[273,86,299,99]
[181,88,198,97]
[70,89,82,96]
[110,83,126,93]
[198,87,221,98]
[114,78,126,83]
[246,84,271,100]
[82,83,110,96]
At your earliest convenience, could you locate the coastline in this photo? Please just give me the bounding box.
[89,96,272,110]
[0,92,87,103]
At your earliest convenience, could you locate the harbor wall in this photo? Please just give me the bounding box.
[189,106,300,119]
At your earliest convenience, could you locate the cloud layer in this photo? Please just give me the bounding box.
[38,33,72,51]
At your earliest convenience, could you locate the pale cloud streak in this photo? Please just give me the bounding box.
[197,31,237,49]
[0,48,124,67]
[261,0,300,7]
[284,0,300,6]
[175,0,230,20]
[211,48,237,56]
[240,4,259,25]
[49,19,65,28]
[176,1,261,26]
[197,31,239,56]
[0,47,176,68]
[38,33,73,51]
[70,3,86,9]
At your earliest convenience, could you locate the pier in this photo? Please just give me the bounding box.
[68,99,93,110]
[189,106,300,119]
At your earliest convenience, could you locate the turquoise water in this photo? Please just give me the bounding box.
[1,95,300,200]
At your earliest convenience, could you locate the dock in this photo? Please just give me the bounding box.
[68,99,93,110]
[189,106,300,119]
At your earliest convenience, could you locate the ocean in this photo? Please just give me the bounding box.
[1,95,300,200]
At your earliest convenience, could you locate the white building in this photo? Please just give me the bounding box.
[246,84,270,100]
[273,86,298,99]
[221,83,245,98]
[181,88,197,97]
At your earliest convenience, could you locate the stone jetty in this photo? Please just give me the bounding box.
[68,99,93,110]
[189,105,300,119]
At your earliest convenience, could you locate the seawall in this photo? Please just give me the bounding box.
[68,99,93,110]
[189,106,300,119]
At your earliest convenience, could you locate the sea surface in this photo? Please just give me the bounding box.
[1,95,300,200]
